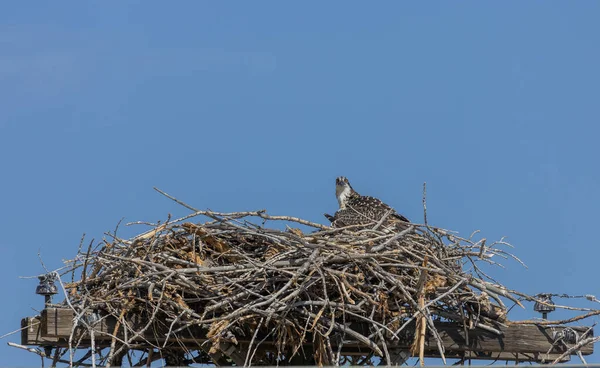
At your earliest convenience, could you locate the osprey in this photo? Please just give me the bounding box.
[324,176,410,229]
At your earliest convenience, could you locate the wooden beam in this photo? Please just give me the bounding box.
[440,350,570,363]
[199,344,234,367]
[21,317,58,345]
[217,342,247,366]
[388,349,410,365]
[23,308,593,362]
[329,346,571,362]
[41,308,120,338]
[410,322,592,356]
[42,308,73,337]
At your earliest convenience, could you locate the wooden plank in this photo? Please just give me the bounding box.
[366,321,593,356]
[327,346,570,362]
[421,323,591,356]
[21,317,58,345]
[31,309,593,359]
[42,308,74,337]
[442,350,570,363]
[41,308,131,339]
[217,342,247,366]
[199,344,234,367]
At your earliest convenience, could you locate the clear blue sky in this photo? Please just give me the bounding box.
[1,2,599,366]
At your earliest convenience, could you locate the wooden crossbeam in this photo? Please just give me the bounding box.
[21,316,57,345]
[20,308,593,364]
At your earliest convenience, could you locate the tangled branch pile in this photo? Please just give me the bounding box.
[56,196,540,366]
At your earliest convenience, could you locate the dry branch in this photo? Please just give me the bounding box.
[12,191,600,366]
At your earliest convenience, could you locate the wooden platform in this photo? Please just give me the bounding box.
[21,308,593,364]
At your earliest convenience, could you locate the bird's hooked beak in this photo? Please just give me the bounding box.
[336,176,347,186]
[336,176,350,188]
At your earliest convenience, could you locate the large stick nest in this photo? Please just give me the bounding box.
[61,206,527,364]
[49,192,597,366]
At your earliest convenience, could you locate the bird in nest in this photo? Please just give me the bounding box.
[324,176,410,230]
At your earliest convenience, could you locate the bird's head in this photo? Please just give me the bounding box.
[335,176,356,208]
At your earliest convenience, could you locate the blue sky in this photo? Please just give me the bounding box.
[1,2,599,366]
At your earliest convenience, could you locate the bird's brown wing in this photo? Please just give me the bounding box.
[347,195,410,224]
[328,208,358,228]
[327,196,409,229]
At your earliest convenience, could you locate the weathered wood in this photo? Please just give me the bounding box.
[199,344,234,367]
[325,345,570,362]
[22,309,593,363]
[41,308,140,339]
[217,342,247,366]
[413,322,592,356]
[20,314,575,363]
[21,317,58,345]
[443,350,570,363]
[388,349,410,365]
[42,308,74,337]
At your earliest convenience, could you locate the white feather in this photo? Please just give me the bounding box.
[336,185,352,209]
